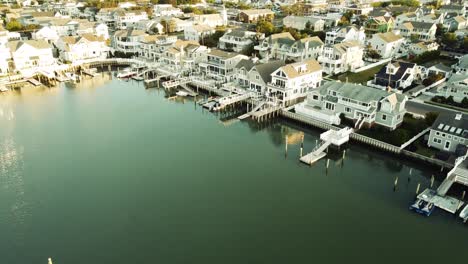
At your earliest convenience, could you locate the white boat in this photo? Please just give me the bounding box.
[176,91,188,97]
[460,205,468,223]
[117,68,137,78]
[0,86,8,92]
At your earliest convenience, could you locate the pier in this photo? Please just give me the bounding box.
[300,127,353,165]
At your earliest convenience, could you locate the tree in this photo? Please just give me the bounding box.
[160,19,176,33]
[5,19,23,31]
[441,32,457,46]
[305,21,312,30]
[256,20,274,36]
[425,112,439,126]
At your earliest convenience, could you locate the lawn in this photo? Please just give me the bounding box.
[333,64,386,85]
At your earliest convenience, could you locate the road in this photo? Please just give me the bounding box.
[406,100,460,116]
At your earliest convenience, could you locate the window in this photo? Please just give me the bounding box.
[325,102,335,111]
[382,114,387,121]
[433,137,442,144]
[345,107,351,113]
[312,95,319,100]
[444,141,450,149]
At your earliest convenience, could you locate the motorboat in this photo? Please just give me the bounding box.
[116,68,137,78]
[176,91,188,97]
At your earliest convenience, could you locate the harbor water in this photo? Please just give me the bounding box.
[0,74,467,264]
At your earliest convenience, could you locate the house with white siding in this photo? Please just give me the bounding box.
[266,59,322,106]
[283,16,325,31]
[219,30,260,53]
[325,25,366,45]
[112,29,147,54]
[428,112,467,154]
[368,31,404,59]
[56,34,109,62]
[7,40,55,73]
[184,24,215,42]
[318,41,364,75]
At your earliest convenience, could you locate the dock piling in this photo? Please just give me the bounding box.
[430,175,435,188]
[462,191,466,201]
[416,183,421,194]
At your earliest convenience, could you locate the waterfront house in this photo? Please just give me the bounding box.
[368,32,404,59]
[235,60,286,94]
[184,24,216,43]
[398,21,437,41]
[266,59,322,106]
[238,9,274,23]
[218,30,260,53]
[255,32,324,62]
[160,40,210,72]
[324,25,366,45]
[364,16,394,38]
[428,112,468,154]
[438,74,468,103]
[56,34,109,62]
[295,81,407,129]
[317,41,364,75]
[282,16,325,31]
[372,61,418,90]
[153,4,183,17]
[112,29,147,54]
[199,49,249,81]
[7,40,55,73]
[139,35,177,61]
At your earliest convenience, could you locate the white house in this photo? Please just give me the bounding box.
[7,40,55,73]
[32,26,60,43]
[153,4,183,17]
[398,21,437,41]
[219,30,259,53]
[184,24,215,42]
[192,8,227,27]
[113,10,148,30]
[267,59,322,106]
[369,32,404,59]
[56,34,109,62]
[283,16,325,31]
[325,25,366,45]
[198,49,248,81]
[112,29,147,54]
[407,41,439,55]
[139,35,178,61]
[318,41,364,75]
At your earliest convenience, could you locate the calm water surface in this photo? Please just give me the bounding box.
[0,74,467,264]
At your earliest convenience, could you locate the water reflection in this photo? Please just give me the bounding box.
[0,138,28,246]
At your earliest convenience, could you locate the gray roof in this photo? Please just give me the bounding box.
[432,112,468,139]
[407,21,435,30]
[253,60,285,83]
[319,81,406,104]
[235,59,255,71]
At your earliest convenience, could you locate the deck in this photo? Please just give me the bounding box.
[418,189,464,214]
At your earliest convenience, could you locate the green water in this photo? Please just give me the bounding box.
[1,74,467,264]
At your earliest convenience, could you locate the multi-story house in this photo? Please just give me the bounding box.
[282,16,325,31]
[453,54,467,74]
[439,4,466,17]
[428,112,467,153]
[56,34,109,62]
[368,31,404,59]
[112,29,147,54]
[318,41,364,75]
[398,21,437,41]
[139,35,177,61]
[184,24,215,42]
[113,10,148,30]
[198,49,248,81]
[372,61,418,90]
[153,4,183,17]
[95,8,117,29]
[364,16,394,38]
[219,30,260,53]
[266,59,322,106]
[7,40,55,73]
[395,8,443,27]
[406,41,439,56]
[192,8,227,28]
[444,16,467,32]
[235,60,286,94]
[295,81,407,130]
[160,40,210,72]
[325,25,366,45]
[238,9,274,23]
[255,32,324,62]
[439,74,468,103]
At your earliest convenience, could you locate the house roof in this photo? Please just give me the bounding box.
[279,59,321,79]
[406,21,435,30]
[114,29,146,37]
[374,32,403,43]
[7,39,51,52]
[332,40,361,54]
[254,60,286,83]
[208,49,241,59]
[431,112,468,139]
[320,81,406,105]
[374,61,416,85]
[235,59,255,71]
[299,36,324,47]
[240,9,274,16]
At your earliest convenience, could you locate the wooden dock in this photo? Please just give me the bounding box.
[300,149,327,165]
[418,189,464,214]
